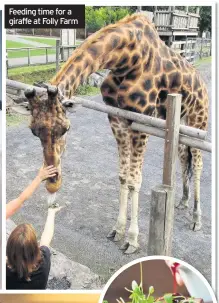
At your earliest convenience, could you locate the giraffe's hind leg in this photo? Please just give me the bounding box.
[176,144,192,209]
[106,116,131,242]
[120,130,149,254]
[189,147,203,231]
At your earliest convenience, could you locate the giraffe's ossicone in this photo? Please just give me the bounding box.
[24,13,209,254]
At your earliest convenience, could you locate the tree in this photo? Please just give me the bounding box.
[85,7,132,34]
[183,6,211,35]
[199,6,211,35]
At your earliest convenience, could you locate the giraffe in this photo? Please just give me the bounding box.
[24,13,209,254]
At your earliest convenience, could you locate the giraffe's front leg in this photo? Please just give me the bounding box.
[189,148,203,231]
[120,131,149,254]
[107,116,131,242]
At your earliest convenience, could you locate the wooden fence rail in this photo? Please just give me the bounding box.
[6,79,208,143]
[171,38,211,62]
[6,40,77,71]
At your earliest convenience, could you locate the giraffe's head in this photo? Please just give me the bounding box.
[24,86,71,193]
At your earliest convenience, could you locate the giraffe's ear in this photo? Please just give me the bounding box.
[61,99,81,113]
[47,86,58,98]
[24,88,36,101]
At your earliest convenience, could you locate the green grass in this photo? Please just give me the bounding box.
[6,40,55,58]
[75,85,100,96]
[6,113,28,127]
[23,37,57,46]
[194,56,211,67]
[8,63,58,84]
[8,63,100,96]
[6,40,29,48]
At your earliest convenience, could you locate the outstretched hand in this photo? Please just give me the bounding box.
[48,205,65,214]
[38,165,58,181]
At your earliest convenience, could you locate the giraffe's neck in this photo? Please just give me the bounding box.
[50,15,150,98]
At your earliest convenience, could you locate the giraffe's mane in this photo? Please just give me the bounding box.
[50,13,151,85]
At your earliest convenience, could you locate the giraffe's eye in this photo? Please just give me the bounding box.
[60,127,68,137]
[31,128,38,137]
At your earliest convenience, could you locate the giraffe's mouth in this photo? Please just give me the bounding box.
[44,166,62,193]
[46,175,62,193]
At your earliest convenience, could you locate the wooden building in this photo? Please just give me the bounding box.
[138,6,201,62]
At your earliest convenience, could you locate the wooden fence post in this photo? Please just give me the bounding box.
[200,38,203,59]
[148,94,181,256]
[163,94,182,187]
[46,48,48,64]
[6,53,8,78]
[27,49,30,66]
[56,40,60,72]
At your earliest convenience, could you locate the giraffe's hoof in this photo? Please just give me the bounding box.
[107,230,124,242]
[176,199,189,209]
[189,222,202,231]
[107,230,116,239]
[114,232,124,242]
[120,242,139,254]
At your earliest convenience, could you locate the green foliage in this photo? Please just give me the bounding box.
[163,294,173,303]
[8,64,57,85]
[6,113,28,127]
[117,281,196,303]
[85,6,132,33]
[75,84,100,96]
[8,64,100,96]
[199,6,211,34]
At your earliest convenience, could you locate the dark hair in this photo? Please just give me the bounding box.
[6,224,42,280]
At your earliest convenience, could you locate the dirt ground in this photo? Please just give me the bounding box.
[6,61,212,287]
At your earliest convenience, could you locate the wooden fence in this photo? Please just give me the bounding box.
[153,7,200,32]
[6,79,212,255]
[171,38,211,62]
[6,40,76,71]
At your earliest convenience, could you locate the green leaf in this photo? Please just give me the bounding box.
[147,295,155,303]
[149,286,154,295]
[164,293,173,303]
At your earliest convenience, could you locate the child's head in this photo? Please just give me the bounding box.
[7,223,41,280]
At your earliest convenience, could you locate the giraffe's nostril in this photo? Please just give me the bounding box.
[49,172,59,183]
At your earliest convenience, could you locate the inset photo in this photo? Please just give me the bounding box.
[100,257,216,303]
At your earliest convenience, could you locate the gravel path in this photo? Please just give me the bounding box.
[6,62,212,287]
